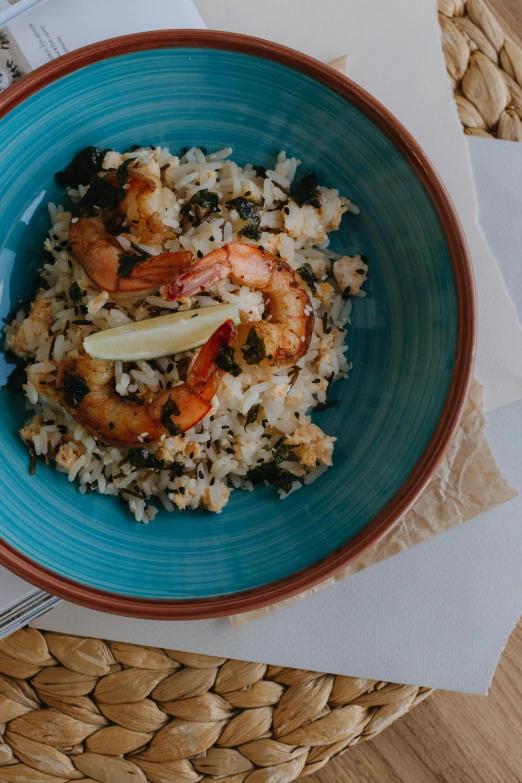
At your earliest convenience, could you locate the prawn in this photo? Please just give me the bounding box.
[166,242,314,366]
[55,320,237,448]
[69,167,191,293]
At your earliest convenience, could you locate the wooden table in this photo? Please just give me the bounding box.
[310,1,522,779]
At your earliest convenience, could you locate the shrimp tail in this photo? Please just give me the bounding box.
[150,319,237,433]
[165,249,229,300]
[118,250,193,292]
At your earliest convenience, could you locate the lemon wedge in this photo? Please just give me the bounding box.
[83,304,240,361]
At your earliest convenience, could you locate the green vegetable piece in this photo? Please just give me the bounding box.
[128,446,181,472]
[242,327,266,365]
[290,171,321,208]
[62,374,90,408]
[55,146,105,188]
[248,460,296,494]
[215,344,242,377]
[226,195,265,240]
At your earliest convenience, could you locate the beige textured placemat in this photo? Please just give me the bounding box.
[234,381,517,625]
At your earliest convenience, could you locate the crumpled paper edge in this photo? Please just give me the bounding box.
[233,379,517,626]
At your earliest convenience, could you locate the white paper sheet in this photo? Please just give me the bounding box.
[33,135,522,696]
[193,0,522,412]
[5,0,204,71]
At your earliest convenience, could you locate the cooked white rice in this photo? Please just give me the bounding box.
[4,145,368,521]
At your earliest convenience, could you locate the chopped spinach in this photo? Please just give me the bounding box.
[297,263,317,294]
[73,176,121,218]
[290,171,321,208]
[181,189,220,216]
[61,374,90,408]
[248,460,296,494]
[272,442,293,465]
[215,344,242,377]
[160,397,183,436]
[242,327,266,365]
[226,195,265,240]
[128,446,181,472]
[54,146,105,188]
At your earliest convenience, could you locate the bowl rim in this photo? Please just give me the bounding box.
[0,29,476,620]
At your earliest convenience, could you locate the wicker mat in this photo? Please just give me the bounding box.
[0,629,433,782]
[0,2,514,781]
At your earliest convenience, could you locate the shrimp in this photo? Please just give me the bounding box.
[69,168,191,293]
[166,242,314,366]
[55,320,237,448]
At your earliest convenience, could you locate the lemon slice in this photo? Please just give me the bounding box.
[83,304,240,361]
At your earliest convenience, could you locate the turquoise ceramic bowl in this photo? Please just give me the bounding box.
[0,32,474,618]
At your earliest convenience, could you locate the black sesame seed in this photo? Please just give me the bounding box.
[189,451,195,459]
[312,378,321,383]
[197,250,203,259]
[356,268,366,275]
[209,236,215,242]
[244,190,251,196]
[198,470,204,479]
[108,422,115,430]
[178,486,186,495]
[210,477,216,486]
[283,207,290,215]
[166,363,174,373]
[295,412,300,419]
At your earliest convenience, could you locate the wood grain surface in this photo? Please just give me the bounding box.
[309,1,522,779]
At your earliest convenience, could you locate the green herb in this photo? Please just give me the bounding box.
[239,224,262,240]
[181,189,220,216]
[290,171,321,208]
[297,263,317,294]
[128,446,182,473]
[61,374,90,408]
[160,397,183,436]
[215,344,242,377]
[248,460,297,494]
[117,254,146,279]
[242,327,266,365]
[54,146,105,188]
[226,195,265,240]
[272,442,293,464]
[244,403,260,428]
[73,176,121,218]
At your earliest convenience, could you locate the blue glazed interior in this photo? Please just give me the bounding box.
[0,49,457,599]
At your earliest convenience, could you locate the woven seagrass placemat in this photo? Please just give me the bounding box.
[0,2,514,782]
